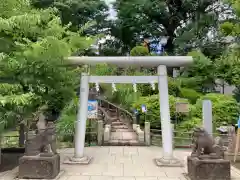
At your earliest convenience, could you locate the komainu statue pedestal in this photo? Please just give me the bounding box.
[187,156,230,180]
[187,127,231,180]
[18,154,60,179]
[18,121,60,179]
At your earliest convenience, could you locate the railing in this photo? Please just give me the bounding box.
[56,128,98,148]
[150,129,226,148]
[151,129,193,147]
[97,97,134,124]
[0,127,98,149]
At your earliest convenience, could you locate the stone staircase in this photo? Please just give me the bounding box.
[102,109,145,146]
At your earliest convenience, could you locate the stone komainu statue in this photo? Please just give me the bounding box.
[25,122,57,156]
[191,127,224,159]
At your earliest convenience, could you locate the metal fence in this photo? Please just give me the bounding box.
[0,126,98,149]
[150,129,227,148]
[56,126,98,148]
[150,129,194,147]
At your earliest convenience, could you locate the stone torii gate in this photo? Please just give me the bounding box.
[65,56,193,166]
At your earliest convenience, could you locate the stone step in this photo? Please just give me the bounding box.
[111,122,124,126]
[111,129,134,132]
[103,140,145,146]
[111,125,129,129]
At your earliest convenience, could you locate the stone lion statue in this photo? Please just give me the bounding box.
[191,127,224,159]
[25,121,57,156]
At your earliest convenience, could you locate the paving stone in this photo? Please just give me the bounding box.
[123,148,139,157]
[81,164,105,176]
[135,177,158,180]
[90,176,113,180]
[93,153,116,164]
[144,168,167,177]
[58,175,69,180]
[2,147,240,180]
[102,164,124,176]
[123,163,145,177]
[67,175,90,180]
[113,177,136,180]
[157,178,181,180]
[115,155,133,164]
[109,146,124,155]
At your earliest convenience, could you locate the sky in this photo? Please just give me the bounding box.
[104,0,117,19]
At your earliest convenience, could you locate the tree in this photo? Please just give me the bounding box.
[130,46,149,56]
[111,0,230,54]
[180,51,216,92]
[30,0,109,33]
[0,0,94,126]
[221,0,240,41]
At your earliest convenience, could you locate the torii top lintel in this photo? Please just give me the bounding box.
[67,56,193,67]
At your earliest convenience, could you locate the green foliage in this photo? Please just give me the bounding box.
[193,93,240,126]
[176,117,202,132]
[168,78,181,97]
[30,0,109,33]
[109,84,141,110]
[92,63,117,76]
[215,48,240,86]
[0,92,41,129]
[0,84,23,95]
[112,0,227,53]
[128,77,180,97]
[220,0,240,37]
[56,98,78,140]
[0,0,30,18]
[181,51,216,92]
[130,46,149,56]
[56,97,95,142]
[132,94,190,128]
[0,0,94,129]
[180,88,202,104]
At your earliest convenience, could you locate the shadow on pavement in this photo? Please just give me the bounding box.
[0,148,24,173]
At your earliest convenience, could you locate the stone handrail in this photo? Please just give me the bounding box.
[135,125,144,143]
[98,106,117,124]
[97,97,134,125]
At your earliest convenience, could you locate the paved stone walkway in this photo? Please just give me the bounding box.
[2,146,240,180]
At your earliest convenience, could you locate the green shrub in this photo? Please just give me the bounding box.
[56,98,78,141]
[193,93,240,127]
[134,77,180,97]
[168,78,181,97]
[180,88,202,104]
[132,94,190,128]
[176,117,202,132]
[56,97,97,142]
[109,84,142,109]
[130,46,149,56]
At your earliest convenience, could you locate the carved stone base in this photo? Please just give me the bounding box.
[187,156,230,180]
[18,154,60,179]
[154,157,184,167]
[63,156,92,165]
[17,170,65,180]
